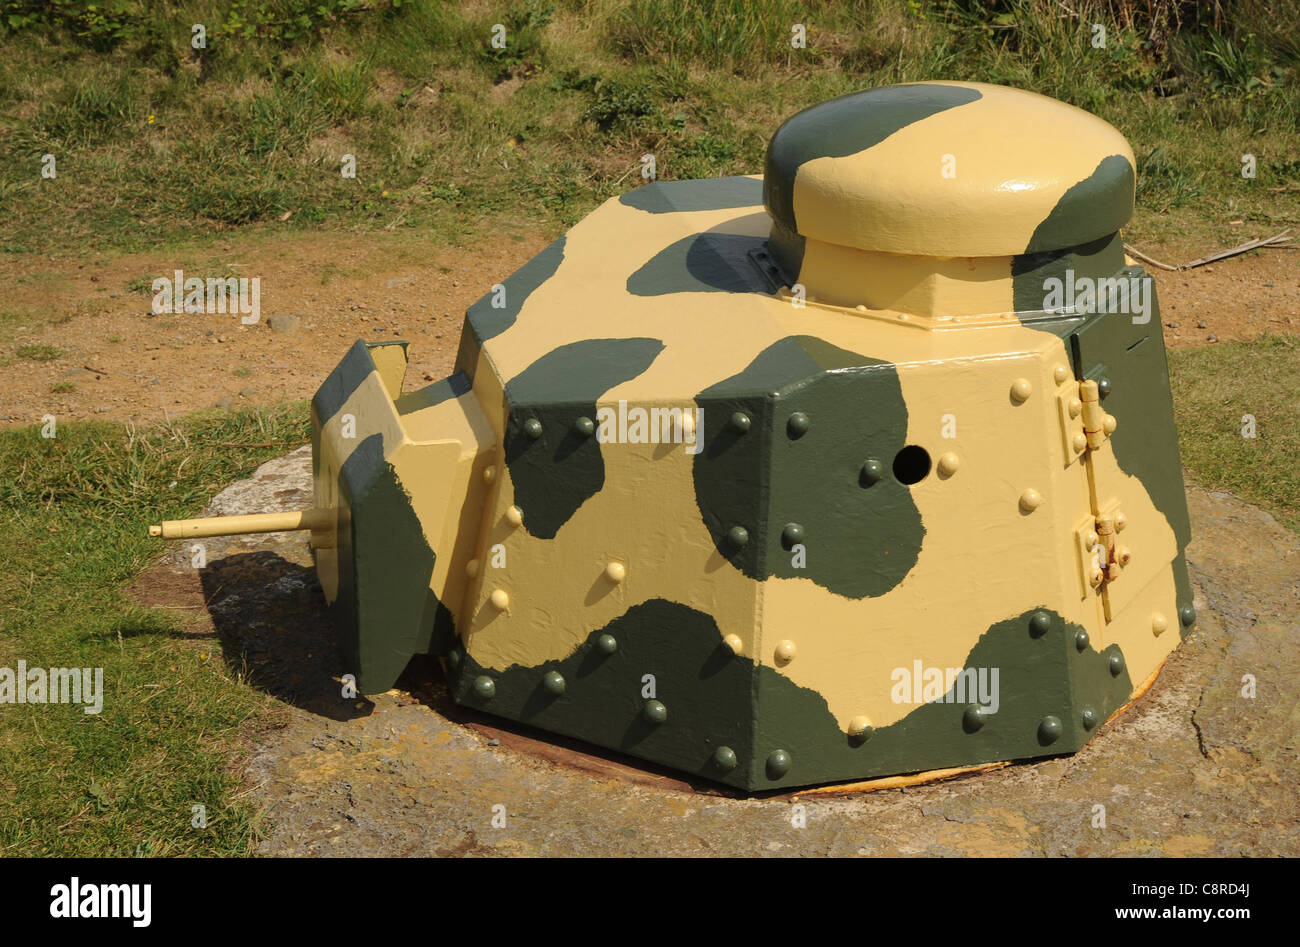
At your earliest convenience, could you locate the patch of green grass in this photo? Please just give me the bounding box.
[233,366,252,377]
[0,1,1292,255]
[125,275,160,295]
[16,344,61,361]
[1170,334,1300,532]
[49,380,76,393]
[0,403,311,855]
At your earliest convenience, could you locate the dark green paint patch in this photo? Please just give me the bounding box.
[764,84,981,236]
[766,218,805,287]
[449,600,755,776]
[394,371,472,415]
[461,235,566,371]
[1025,155,1134,254]
[1172,550,1196,639]
[448,602,1134,791]
[1011,232,1126,327]
[626,232,769,296]
[694,336,923,598]
[334,434,449,693]
[750,607,1133,788]
[1069,274,1192,551]
[504,338,664,539]
[312,339,377,429]
[619,177,762,214]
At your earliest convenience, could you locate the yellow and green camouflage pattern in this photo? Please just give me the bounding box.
[307,82,1194,791]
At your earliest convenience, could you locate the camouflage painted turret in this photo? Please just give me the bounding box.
[151,82,1196,791]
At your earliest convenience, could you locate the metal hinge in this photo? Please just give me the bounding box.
[1073,498,1131,602]
[1056,378,1117,465]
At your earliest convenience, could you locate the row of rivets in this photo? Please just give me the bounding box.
[520,417,600,439]
[469,635,623,700]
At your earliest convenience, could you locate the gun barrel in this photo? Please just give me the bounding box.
[149,509,333,539]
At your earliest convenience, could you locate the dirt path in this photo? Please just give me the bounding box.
[1,228,1296,427]
[0,227,549,426]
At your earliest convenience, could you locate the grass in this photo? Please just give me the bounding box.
[0,404,309,855]
[16,344,61,361]
[1169,334,1300,532]
[49,380,76,393]
[0,1,1294,255]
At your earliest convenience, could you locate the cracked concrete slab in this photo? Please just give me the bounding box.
[134,448,1300,856]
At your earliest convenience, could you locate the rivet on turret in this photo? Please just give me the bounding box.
[774,640,796,664]
[473,675,495,699]
[1151,612,1168,636]
[573,416,595,437]
[937,452,960,477]
[1038,715,1063,744]
[1053,364,1070,384]
[1117,546,1132,566]
[787,412,810,438]
[505,505,524,527]
[1010,378,1033,402]
[605,561,626,584]
[1179,604,1196,627]
[713,746,738,772]
[523,418,543,439]
[780,523,804,549]
[848,716,873,742]
[1108,651,1125,676]
[726,525,749,549]
[483,466,496,484]
[643,699,667,724]
[596,633,618,655]
[543,670,565,695]
[1067,398,1082,418]
[466,559,480,578]
[446,649,462,670]
[1028,610,1051,637]
[1075,630,1090,651]
[1115,512,1127,531]
[1103,414,1118,435]
[1019,489,1043,512]
[861,459,885,485]
[1097,377,1112,398]
[490,589,510,611]
[962,705,987,732]
[729,411,751,433]
[1072,433,1088,453]
[722,634,743,655]
[766,749,792,778]
[1081,706,1099,730]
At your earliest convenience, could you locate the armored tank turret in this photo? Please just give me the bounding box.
[152,82,1195,791]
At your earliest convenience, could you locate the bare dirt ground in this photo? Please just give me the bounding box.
[0,227,550,426]
[1,228,1297,428]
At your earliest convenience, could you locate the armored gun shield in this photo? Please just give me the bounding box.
[154,82,1195,791]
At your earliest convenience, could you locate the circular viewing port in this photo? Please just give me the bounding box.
[892,445,931,484]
